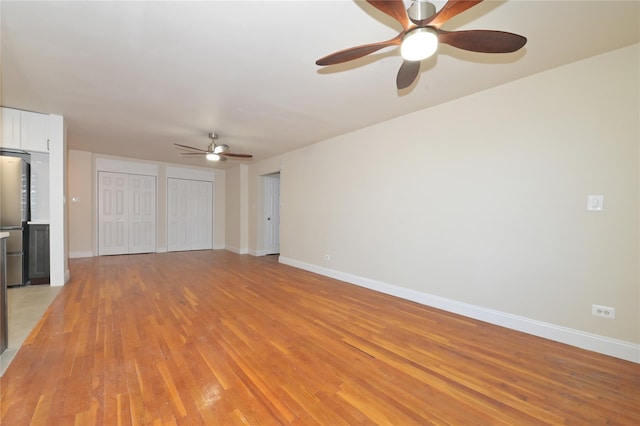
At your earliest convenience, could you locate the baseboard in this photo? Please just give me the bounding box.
[253,250,280,257]
[50,268,71,287]
[226,246,248,255]
[69,249,170,257]
[278,256,640,364]
[69,251,94,259]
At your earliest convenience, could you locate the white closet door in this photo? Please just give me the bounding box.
[167,178,212,252]
[99,172,157,255]
[98,172,129,255]
[129,174,156,254]
[190,180,213,250]
[167,178,190,252]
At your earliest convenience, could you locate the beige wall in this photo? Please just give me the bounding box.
[225,164,249,253]
[67,151,226,255]
[67,150,93,257]
[246,44,639,345]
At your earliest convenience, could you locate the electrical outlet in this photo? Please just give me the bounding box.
[592,304,615,319]
[587,195,604,212]
[324,254,331,261]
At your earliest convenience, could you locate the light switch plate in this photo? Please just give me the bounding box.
[587,195,604,212]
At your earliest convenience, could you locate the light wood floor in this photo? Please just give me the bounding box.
[1,251,638,425]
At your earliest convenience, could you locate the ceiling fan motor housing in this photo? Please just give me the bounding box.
[408,1,436,21]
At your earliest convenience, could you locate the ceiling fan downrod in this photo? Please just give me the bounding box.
[408,0,436,21]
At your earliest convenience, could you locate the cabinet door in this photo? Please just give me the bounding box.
[28,225,50,283]
[1,107,21,149]
[20,111,49,152]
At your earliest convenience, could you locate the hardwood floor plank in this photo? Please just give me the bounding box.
[30,393,54,426]
[1,251,638,425]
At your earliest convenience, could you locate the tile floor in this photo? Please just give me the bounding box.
[0,285,61,376]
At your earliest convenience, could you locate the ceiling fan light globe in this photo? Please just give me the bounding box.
[206,153,221,161]
[401,27,438,61]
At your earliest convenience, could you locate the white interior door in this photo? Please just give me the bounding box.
[98,172,128,255]
[264,174,280,255]
[129,174,156,254]
[167,178,213,252]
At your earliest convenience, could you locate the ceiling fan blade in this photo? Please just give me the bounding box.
[419,0,483,29]
[220,153,253,159]
[366,0,412,31]
[316,33,403,66]
[438,29,527,53]
[174,143,207,152]
[396,60,421,90]
[179,152,207,156]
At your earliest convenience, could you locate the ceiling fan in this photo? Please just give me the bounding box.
[174,133,253,162]
[316,0,527,89]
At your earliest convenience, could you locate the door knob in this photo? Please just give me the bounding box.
[267,217,271,221]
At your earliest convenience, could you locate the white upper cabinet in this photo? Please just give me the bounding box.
[1,107,22,149]
[21,111,49,152]
[1,107,49,153]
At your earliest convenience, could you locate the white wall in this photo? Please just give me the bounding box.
[49,114,68,285]
[246,44,639,360]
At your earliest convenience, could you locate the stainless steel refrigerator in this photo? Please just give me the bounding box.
[0,152,30,287]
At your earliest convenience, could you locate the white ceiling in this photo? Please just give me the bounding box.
[1,1,638,169]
